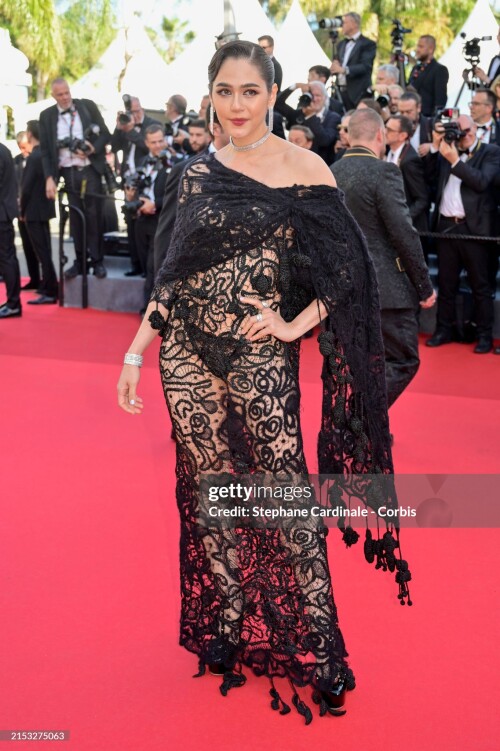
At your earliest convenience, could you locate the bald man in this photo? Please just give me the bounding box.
[424,115,500,353]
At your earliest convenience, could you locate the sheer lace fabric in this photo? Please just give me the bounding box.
[149,154,407,714]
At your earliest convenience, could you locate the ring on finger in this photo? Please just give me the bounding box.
[262,301,269,308]
[255,313,263,322]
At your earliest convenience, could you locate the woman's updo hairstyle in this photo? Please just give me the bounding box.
[208,40,275,93]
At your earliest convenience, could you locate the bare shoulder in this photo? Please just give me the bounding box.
[284,143,337,188]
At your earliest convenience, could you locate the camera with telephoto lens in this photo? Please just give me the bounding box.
[298,91,313,109]
[434,108,468,144]
[319,16,343,30]
[118,94,133,126]
[57,124,100,154]
[121,167,152,219]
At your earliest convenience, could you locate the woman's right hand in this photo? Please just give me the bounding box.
[117,365,144,415]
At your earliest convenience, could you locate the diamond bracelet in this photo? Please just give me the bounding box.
[124,353,143,367]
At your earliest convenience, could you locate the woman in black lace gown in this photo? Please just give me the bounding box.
[117,41,411,724]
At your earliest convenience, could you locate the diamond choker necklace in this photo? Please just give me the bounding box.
[229,130,271,152]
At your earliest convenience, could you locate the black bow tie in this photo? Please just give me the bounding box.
[458,148,470,155]
[59,107,74,116]
[476,124,490,131]
[344,37,356,42]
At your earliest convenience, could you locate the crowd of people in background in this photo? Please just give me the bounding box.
[1,12,500,356]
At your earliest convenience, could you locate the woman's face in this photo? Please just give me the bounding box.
[211,57,277,141]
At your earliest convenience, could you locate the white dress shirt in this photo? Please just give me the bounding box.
[439,139,478,218]
[475,118,494,144]
[386,142,405,165]
[57,105,90,168]
[410,123,421,152]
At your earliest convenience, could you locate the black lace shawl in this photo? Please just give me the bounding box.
[151,153,412,604]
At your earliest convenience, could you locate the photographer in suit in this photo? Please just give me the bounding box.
[0,141,21,319]
[39,78,110,279]
[275,80,340,163]
[469,27,500,87]
[330,13,376,111]
[331,108,435,408]
[424,115,500,353]
[125,124,169,313]
[385,115,430,233]
[21,120,58,305]
[408,36,449,117]
[111,96,161,276]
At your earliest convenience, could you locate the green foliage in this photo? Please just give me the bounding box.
[146,15,196,64]
[260,0,480,60]
[0,0,63,80]
[59,0,116,82]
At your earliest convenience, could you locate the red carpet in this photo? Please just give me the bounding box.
[1,296,499,750]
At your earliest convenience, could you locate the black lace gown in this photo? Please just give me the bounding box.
[149,153,410,722]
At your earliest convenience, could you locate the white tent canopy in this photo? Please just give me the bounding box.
[17,22,173,129]
[439,0,498,110]
[276,0,331,88]
[157,0,276,111]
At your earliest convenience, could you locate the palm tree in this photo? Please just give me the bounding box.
[0,0,63,98]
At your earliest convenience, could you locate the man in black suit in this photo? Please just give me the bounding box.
[470,27,500,86]
[0,141,22,318]
[127,124,169,313]
[111,96,161,276]
[469,88,500,145]
[14,131,40,290]
[385,115,429,233]
[424,116,500,354]
[258,35,283,92]
[330,13,376,111]
[331,108,435,408]
[398,92,433,155]
[307,65,345,115]
[408,36,449,117]
[21,120,58,305]
[275,81,340,163]
[39,78,110,279]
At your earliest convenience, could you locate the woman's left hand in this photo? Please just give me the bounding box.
[239,296,299,342]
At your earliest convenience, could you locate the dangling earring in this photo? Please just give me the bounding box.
[268,106,274,133]
[209,105,215,135]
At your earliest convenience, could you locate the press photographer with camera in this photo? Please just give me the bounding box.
[424,114,500,353]
[39,78,110,279]
[164,95,190,155]
[275,80,340,163]
[111,96,161,277]
[124,124,169,314]
[329,13,376,111]
[408,36,449,117]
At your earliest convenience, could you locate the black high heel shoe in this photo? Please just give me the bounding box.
[312,679,347,716]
